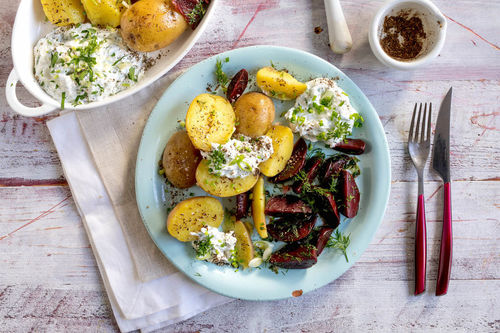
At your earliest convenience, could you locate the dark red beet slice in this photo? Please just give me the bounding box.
[315,191,340,228]
[265,195,313,216]
[172,0,210,29]
[235,192,249,219]
[311,226,334,256]
[292,156,323,194]
[267,215,317,242]
[270,138,307,183]
[226,69,248,103]
[269,244,317,269]
[319,155,351,186]
[334,138,366,155]
[339,170,360,218]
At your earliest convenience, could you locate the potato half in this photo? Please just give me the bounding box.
[256,67,307,100]
[166,196,223,242]
[186,94,236,151]
[196,160,259,197]
[259,125,294,177]
[40,0,85,26]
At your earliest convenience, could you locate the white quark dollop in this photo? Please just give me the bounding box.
[284,78,363,147]
[201,134,273,179]
[34,23,147,108]
[191,226,237,266]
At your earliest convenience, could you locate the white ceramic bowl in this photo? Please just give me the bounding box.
[6,0,217,117]
[368,0,447,70]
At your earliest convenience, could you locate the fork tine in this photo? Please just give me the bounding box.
[427,103,432,142]
[415,103,422,143]
[421,103,427,143]
[409,103,417,142]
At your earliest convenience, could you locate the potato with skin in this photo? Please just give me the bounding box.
[40,0,85,26]
[234,92,275,138]
[81,0,125,27]
[233,220,254,269]
[259,125,294,177]
[186,94,236,151]
[256,67,307,100]
[196,160,259,197]
[166,197,223,242]
[120,0,188,52]
[162,130,201,188]
[252,176,267,238]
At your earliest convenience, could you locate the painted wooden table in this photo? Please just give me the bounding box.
[1,0,499,331]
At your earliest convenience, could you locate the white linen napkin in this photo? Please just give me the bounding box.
[47,112,230,332]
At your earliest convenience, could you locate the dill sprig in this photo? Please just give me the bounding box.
[215,58,229,92]
[326,229,351,262]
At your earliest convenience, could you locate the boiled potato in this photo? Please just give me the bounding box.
[186,94,236,151]
[259,125,294,177]
[166,196,223,242]
[196,160,259,197]
[234,220,254,269]
[233,92,275,138]
[256,67,307,100]
[120,0,188,52]
[40,0,85,26]
[162,130,201,188]
[81,0,125,27]
[252,176,267,238]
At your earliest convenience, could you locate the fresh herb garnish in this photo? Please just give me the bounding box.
[186,0,207,26]
[60,92,66,109]
[50,52,59,68]
[215,58,229,92]
[112,55,126,66]
[326,229,351,262]
[128,66,137,82]
[194,234,213,260]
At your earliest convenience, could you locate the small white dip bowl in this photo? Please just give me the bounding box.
[368,0,447,70]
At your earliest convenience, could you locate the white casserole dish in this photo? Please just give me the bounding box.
[6,0,217,117]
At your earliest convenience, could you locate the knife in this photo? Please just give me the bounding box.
[432,87,453,296]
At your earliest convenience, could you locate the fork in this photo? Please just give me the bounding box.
[408,103,432,295]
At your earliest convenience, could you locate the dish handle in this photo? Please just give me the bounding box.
[6,68,57,117]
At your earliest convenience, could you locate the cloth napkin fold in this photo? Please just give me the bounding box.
[47,111,229,332]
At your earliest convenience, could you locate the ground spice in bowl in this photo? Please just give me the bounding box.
[380,11,427,60]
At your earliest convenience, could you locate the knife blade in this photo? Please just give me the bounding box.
[433,87,453,296]
[432,87,452,182]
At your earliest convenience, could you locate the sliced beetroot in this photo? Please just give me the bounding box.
[292,156,323,194]
[235,191,249,219]
[172,0,210,29]
[315,191,340,228]
[334,138,366,155]
[267,215,317,242]
[319,155,351,186]
[226,69,248,103]
[270,138,307,183]
[269,244,317,269]
[339,170,360,218]
[265,195,313,216]
[311,226,334,256]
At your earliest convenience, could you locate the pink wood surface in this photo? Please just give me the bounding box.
[1,0,499,332]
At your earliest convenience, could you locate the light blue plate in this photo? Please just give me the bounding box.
[135,45,391,301]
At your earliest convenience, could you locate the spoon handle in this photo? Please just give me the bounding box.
[323,0,353,54]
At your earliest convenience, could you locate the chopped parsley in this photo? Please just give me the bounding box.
[128,66,137,82]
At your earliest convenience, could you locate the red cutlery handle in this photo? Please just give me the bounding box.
[436,182,452,295]
[415,194,427,295]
